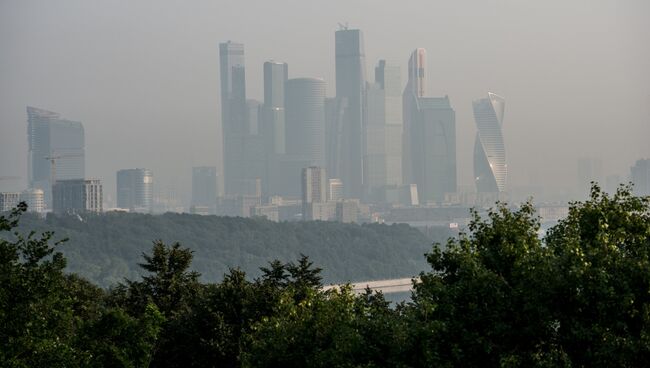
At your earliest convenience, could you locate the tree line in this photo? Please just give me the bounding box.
[1,184,649,367]
[10,211,448,288]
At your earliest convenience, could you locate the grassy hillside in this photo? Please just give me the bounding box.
[10,212,454,288]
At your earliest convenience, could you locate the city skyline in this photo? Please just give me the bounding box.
[1,1,648,207]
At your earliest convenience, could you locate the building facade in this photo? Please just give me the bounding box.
[191,166,218,214]
[52,179,102,214]
[411,96,457,204]
[116,168,153,213]
[302,166,327,220]
[0,192,20,212]
[219,41,247,196]
[20,188,45,214]
[286,78,326,167]
[364,60,403,201]
[262,61,288,197]
[335,28,366,198]
[631,159,650,197]
[473,92,507,194]
[402,49,427,186]
[27,106,85,208]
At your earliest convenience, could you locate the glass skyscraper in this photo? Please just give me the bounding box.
[116,168,153,213]
[335,28,366,198]
[27,106,85,208]
[402,48,427,186]
[263,61,288,197]
[191,166,218,214]
[473,92,507,193]
[412,96,457,204]
[219,41,247,195]
[364,60,402,200]
[285,78,326,167]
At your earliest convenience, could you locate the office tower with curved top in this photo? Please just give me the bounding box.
[473,92,507,193]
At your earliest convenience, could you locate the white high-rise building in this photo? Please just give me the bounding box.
[302,166,328,220]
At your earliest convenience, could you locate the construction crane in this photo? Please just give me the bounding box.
[0,176,21,181]
[44,153,82,185]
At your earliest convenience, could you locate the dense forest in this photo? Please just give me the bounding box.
[8,213,452,287]
[2,185,650,367]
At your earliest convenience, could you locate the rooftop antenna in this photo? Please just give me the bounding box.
[337,22,349,30]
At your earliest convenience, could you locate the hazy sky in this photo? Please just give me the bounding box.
[1,0,648,204]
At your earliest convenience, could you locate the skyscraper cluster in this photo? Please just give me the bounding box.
[5,26,512,219]
[219,27,507,212]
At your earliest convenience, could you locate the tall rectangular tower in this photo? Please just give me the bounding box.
[27,106,85,208]
[191,166,218,214]
[263,61,289,197]
[262,61,288,155]
[335,28,366,199]
[302,166,328,220]
[219,41,247,195]
[413,97,457,204]
[402,49,427,186]
[364,60,402,201]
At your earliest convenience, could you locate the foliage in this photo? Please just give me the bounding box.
[405,184,650,367]
[1,184,649,367]
[7,212,443,288]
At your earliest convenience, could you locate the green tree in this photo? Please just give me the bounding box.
[544,184,650,366]
[243,285,399,368]
[404,184,650,367]
[0,203,81,367]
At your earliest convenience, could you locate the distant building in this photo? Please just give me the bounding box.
[631,159,650,196]
[336,199,359,223]
[0,192,20,212]
[328,178,343,202]
[605,174,622,194]
[402,48,427,186]
[218,195,261,218]
[251,204,280,222]
[364,60,402,201]
[191,166,218,214]
[262,61,288,155]
[27,106,85,208]
[262,61,288,197]
[325,97,347,180]
[244,99,266,191]
[335,28,366,198]
[21,188,45,214]
[577,158,603,196]
[473,93,506,194]
[286,78,327,167]
[302,166,327,220]
[219,41,247,196]
[52,179,102,214]
[383,184,419,206]
[116,168,153,213]
[412,96,456,204]
[400,50,456,204]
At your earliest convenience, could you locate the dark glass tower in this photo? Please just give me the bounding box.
[219,41,247,195]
